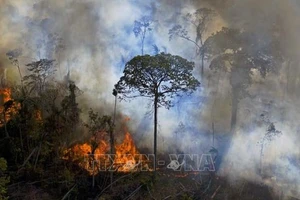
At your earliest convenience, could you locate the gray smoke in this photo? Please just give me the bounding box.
[1,0,300,196]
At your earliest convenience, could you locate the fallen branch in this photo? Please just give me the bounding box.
[211,185,221,199]
[7,181,25,188]
[179,182,186,190]
[61,184,77,200]
[193,179,201,189]
[17,147,37,173]
[34,143,42,170]
[26,179,51,185]
[201,178,212,195]
[239,181,246,196]
[124,184,143,200]
[147,185,156,200]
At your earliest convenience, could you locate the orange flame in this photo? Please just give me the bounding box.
[63,124,146,173]
[0,88,20,127]
[114,131,139,171]
[34,110,43,123]
[0,88,42,127]
[0,88,11,103]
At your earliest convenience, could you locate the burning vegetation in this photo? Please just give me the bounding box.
[0,88,19,128]
[63,128,145,173]
[1,1,300,200]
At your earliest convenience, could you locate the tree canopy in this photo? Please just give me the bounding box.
[203,27,283,131]
[169,8,216,77]
[115,53,200,108]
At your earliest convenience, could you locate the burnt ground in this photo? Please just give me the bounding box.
[97,171,282,200]
[7,164,298,200]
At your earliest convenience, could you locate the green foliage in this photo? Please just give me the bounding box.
[0,158,9,200]
[62,168,74,184]
[23,59,56,95]
[84,109,113,154]
[115,52,200,172]
[0,158,7,172]
[85,109,112,136]
[139,174,154,190]
[61,82,81,125]
[115,53,200,108]
[180,193,193,200]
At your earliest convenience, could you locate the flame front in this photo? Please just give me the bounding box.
[114,132,139,171]
[63,129,145,173]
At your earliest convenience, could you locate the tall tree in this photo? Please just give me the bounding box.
[258,121,282,175]
[114,53,200,172]
[133,16,154,55]
[23,59,56,95]
[6,49,23,86]
[204,27,282,133]
[169,8,216,77]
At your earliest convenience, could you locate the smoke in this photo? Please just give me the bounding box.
[1,0,300,196]
[192,0,300,197]
[0,0,190,145]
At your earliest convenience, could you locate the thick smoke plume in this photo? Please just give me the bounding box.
[1,0,300,197]
[198,0,300,197]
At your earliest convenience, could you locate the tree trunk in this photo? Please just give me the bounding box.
[109,123,115,155]
[109,95,117,189]
[286,60,291,97]
[201,52,204,78]
[19,126,24,154]
[17,63,23,87]
[109,129,114,187]
[34,142,42,170]
[231,95,238,133]
[4,112,9,138]
[153,93,158,174]
[260,143,264,176]
[212,122,215,147]
[141,27,146,55]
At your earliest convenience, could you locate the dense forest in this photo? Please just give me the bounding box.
[0,0,300,199]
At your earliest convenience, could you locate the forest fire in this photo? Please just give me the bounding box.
[0,88,12,104]
[0,88,19,127]
[114,131,140,171]
[63,128,148,174]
